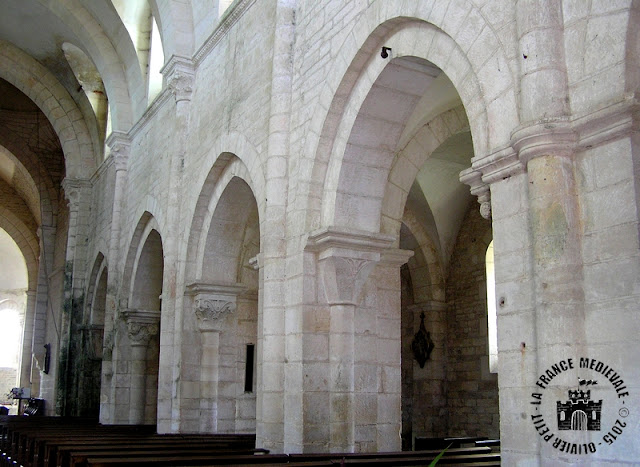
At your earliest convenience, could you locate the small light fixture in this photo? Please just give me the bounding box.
[381,46,392,59]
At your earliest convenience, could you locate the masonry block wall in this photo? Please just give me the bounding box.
[2,1,640,465]
[445,202,498,438]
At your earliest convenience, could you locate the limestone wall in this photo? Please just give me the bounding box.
[58,0,640,462]
[445,203,498,438]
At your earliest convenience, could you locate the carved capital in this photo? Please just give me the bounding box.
[168,72,194,102]
[61,178,91,211]
[306,227,396,306]
[162,56,195,103]
[122,309,160,346]
[106,132,131,171]
[185,282,247,331]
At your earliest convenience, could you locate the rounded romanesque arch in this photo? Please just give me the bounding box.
[120,211,164,312]
[193,163,261,283]
[149,0,195,61]
[299,2,518,233]
[381,105,471,239]
[48,0,144,129]
[113,212,164,425]
[0,41,97,178]
[180,152,261,434]
[0,208,38,292]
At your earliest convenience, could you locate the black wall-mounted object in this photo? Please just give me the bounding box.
[411,312,434,368]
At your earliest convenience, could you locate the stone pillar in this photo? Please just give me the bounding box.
[371,249,414,452]
[160,56,195,433]
[123,309,160,425]
[255,0,295,453]
[101,132,130,424]
[57,178,92,416]
[306,227,411,452]
[186,282,246,433]
[20,290,36,389]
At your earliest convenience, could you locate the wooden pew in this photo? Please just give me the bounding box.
[84,453,291,466]
[287,447,499,466]
[54,436,260,467]
[414,436,488,451]
[41,432,255,467]
[67,447,268,467]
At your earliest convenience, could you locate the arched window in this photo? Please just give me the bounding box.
[486,241,498,373]
[147,15,164,103]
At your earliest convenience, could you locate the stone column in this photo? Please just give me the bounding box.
[101,132,130,424]
[254,0,295,453]
[123,309,160,425]
[57,178,92,416]
[160,56,195,433]
[306,227,410,452]
[186,283,246,433]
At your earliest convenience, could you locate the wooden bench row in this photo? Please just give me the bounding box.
[0,416,259,467]
[1,416,500,466]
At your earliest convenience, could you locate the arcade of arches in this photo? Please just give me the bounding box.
[0,1,638,465]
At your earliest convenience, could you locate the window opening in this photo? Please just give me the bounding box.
[244,343,255,393]
[486,241,498,373]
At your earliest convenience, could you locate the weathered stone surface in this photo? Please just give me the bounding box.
[1,1,639,463]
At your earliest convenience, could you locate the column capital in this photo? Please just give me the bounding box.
[511,118,577,165]
[185,282,247,331]
[61,178,91,210]
[162,55,195,103]
[122,309,160,346]
[306,227,399,306]
[106,132,131,171]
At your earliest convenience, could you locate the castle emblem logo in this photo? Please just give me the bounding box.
[530,358,630,455]
[556,385,601,431]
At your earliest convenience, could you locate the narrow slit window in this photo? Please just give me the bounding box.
[244,344,255,392]
[486,241,498,373]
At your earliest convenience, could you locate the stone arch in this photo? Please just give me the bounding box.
[121,212,163,310]
[129,221,164,311]
[114,211,164,424]
[116,212,163,425]
[86,252,108,326]
[401,211,445,305]
[0,208,38,292]
[48,0,144,128]
[301,4,517,232]
[194,164,261,283]
[79,252,108,419]
[149,0,195,61]
[0,41,97,178]
[181,152,261,433]
[184,135,266,285]
[382,106,471,239]
[0,141,57,229]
